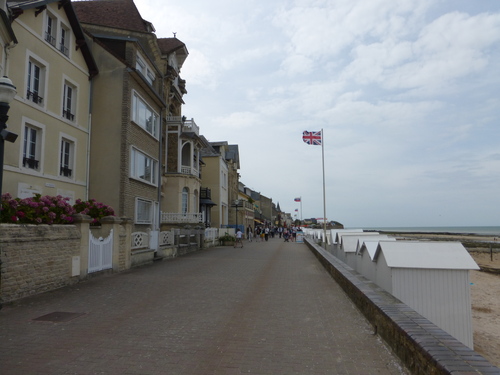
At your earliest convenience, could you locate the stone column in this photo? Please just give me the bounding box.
[72,214,92,279]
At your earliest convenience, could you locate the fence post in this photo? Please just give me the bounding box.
[100,216,123,272]
[72,213,92,279]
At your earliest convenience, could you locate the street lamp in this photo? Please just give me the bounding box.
[0,76,18,196]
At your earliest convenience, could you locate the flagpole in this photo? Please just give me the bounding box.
[321,128,327,246]
[300,197,302,222]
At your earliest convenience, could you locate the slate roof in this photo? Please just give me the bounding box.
[72,0,152,33]
[157,37,186,54]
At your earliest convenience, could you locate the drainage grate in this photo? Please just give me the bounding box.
[33,312,86,323]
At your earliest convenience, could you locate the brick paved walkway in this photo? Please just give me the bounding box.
[0,237,408,375]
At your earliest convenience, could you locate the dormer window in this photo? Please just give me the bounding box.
[44,11,71,58]
[135,53,155,85]
[45,13,57,47]
[60,26,70,57]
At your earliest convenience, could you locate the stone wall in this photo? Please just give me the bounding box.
[304,238,499,375]
[0,224,81,304]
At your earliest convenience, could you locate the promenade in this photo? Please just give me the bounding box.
[0,237,407,375]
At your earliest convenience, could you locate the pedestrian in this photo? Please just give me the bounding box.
[264,226,270,241]
[235,228,243,248]
[247,226,253,242]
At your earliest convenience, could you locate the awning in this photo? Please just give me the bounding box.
[200,198,217,206]
[254,219,263,224]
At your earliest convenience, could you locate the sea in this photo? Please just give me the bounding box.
[351,226,500,236]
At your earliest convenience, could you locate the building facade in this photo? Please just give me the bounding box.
[3,0,97,202]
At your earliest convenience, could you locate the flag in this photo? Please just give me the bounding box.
[295,209,298,212]
[302,130,322,146]
[294,197,301,202]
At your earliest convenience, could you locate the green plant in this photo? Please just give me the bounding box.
[219,232,235,243]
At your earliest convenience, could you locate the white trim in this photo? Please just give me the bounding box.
[129,146,159,186]
[20,116,46,175]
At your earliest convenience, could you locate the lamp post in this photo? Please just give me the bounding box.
[0,76,18,196]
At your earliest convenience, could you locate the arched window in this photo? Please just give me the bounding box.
[182,187,189,214]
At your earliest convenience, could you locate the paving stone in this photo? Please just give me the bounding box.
[0,238,408,374]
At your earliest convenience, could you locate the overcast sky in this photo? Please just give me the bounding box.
[134,0,500,228]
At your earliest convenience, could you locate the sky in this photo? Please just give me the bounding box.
[133,0,500,228]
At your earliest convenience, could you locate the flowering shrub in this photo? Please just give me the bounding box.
[73,198,115,225]
[1,193,75,224]
[0,194,115,225]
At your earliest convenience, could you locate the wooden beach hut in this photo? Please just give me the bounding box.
[339,234,387,269]
[373,241,479,349]
[356,239,396,281]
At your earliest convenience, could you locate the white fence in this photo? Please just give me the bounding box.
[88,229,113,273]
[161,212,204,224]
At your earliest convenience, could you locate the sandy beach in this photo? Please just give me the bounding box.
[384,232,500,367]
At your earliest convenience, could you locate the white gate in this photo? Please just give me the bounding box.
[88,229,113,273]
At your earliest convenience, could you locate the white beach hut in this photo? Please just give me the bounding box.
[330,230,365,258]
[336,232,380,263]
[339,234,387,269]
[356,239,396,281]
[373,241,479,349]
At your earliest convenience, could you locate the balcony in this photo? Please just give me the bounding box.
[161,212,204,224]
[180,165,199,177]
[166,116,199,135]
[26,90,43,104]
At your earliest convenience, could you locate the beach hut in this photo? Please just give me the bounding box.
[356,239,396,280]
[329,229,364,258]
[335,232,379,262]
[339,234,387,269]
[373,241,479,349]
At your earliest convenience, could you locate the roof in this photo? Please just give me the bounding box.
[73,0,152,33]
[374,241,480,270]
[338,232,379,246]
[341,235,389,253]
[8,0,98,78]
[157,37,187,54]
[357,239,396,258]
[332,229,363,243]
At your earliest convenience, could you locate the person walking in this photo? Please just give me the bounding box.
[247,226,253,242]
[264,226,270,241]
[235,228,243,248]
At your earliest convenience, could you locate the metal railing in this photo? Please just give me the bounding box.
[161,212,204,224]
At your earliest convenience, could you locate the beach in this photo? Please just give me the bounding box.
[383,232,500,367]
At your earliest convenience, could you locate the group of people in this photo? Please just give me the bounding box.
[233,225,302,246]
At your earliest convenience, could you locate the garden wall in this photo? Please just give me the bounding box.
[0,224,82,304]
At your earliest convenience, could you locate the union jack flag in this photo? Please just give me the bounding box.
[302,130,322,145]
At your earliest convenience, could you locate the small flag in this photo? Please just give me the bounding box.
[294,197,301,202]
[302,130,322,146]
[295,209,298,212]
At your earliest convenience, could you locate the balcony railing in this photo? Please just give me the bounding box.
[23,157,39,170]
[26,90,43,104]
[161,212,204,224]
[180,165,199,176]
[166,116,199,135]
[63,109,75,121]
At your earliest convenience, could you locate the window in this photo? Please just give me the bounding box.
[135,53,155,85]
[45,13,57,47]
[131,148,158,185]
[63,82,76,121]
[132,93,159,138]
[23,125,41,170]
[136,198,153,224]
[60,25,70,57]
[60,138,74,178]
[182,187,188,214]
[27,59,45,105]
